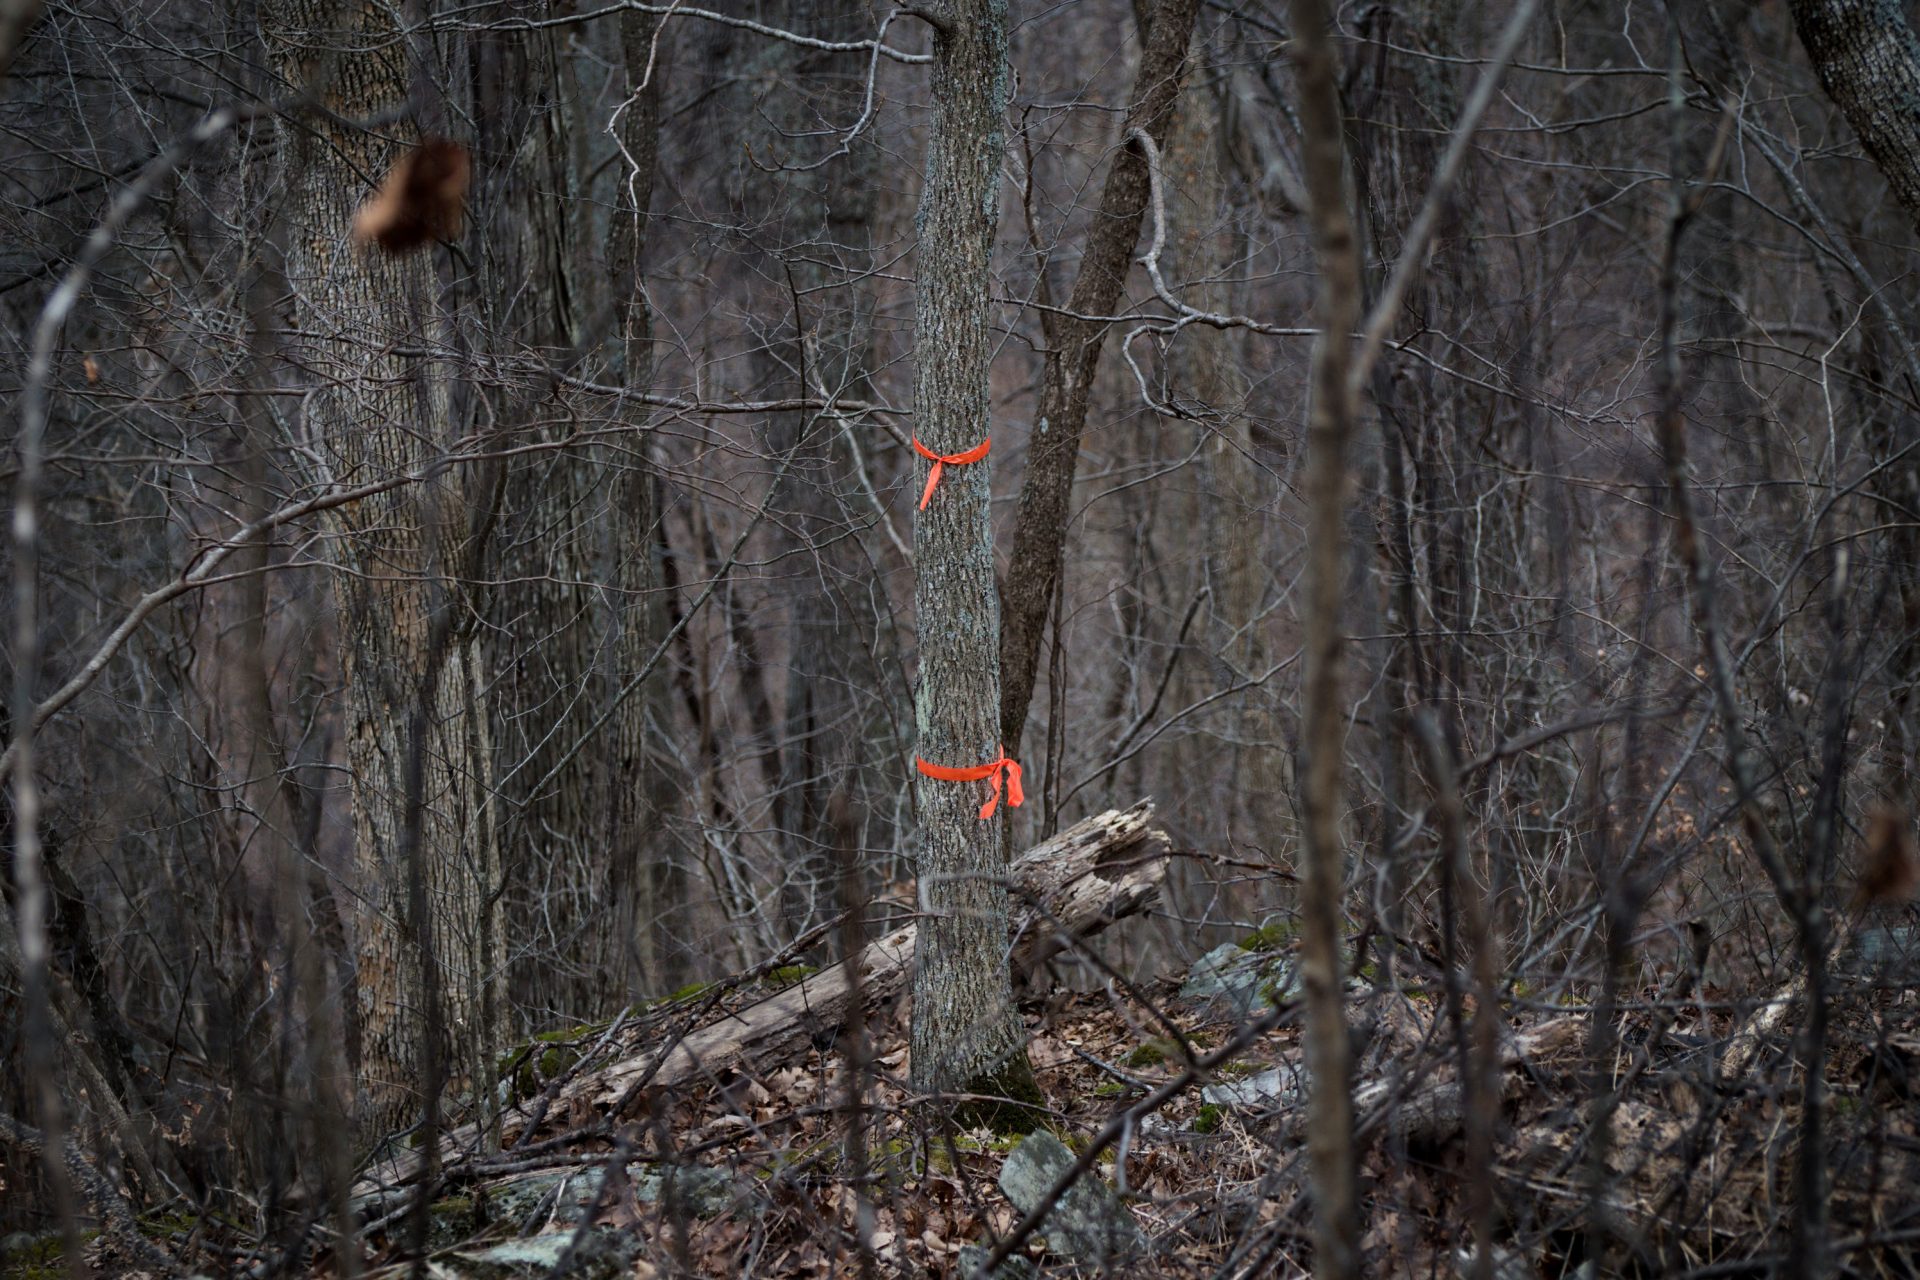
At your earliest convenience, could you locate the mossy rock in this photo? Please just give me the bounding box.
[1181,943,1301,1017]
[423,1194,483,1248]
[996,1131,1143,1265]
[1238,918,1298,952]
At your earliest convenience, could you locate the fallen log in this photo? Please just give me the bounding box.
[568,801,1170,1110]
[356,802,1170,1199]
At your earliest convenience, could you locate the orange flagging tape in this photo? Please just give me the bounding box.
[916,751,1024,819]
[912,435,991,510]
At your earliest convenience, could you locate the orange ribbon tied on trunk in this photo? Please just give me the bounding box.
[912,435,991,510]
[916,750,1024,819]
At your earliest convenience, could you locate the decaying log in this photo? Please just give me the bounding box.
[358,803,1169,1198]
[568,802,1169,1110]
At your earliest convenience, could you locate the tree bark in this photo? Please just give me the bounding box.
[1791,0,1920,232]
[264,0,502,1144]
[998,0,1204,760]
[1289,0,1363,1274]
[907,0,1035,1111]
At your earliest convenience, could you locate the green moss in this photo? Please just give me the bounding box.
[1256,976,1294,1008]
[1193,1103,1226,1135]
[955,1053,1047,1134]
[494,1019,608,1103]
[535,1021,597,1043]
[5,1226,110,1279]
[936,1129,1031,1165]
[3,1235,67,1280]
[1092,1081,1129,1098]
[1239,919,1297,953]
[1123,1037,1180,1068]
[137,1210,200,1237]
[668,980,715,1003]
[425,1195,481,1247]
[764,964,818,987]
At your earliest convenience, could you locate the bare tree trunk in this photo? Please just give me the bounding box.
[603,6,686,999]
[998,0,1203,760]
[1158,30,1295,940]
[906,0,1037,1116]
[1791,0,1920,231]
[264,0,502,1145]
[1289,0,1363,1273]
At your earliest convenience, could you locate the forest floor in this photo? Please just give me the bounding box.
[22,924,1920,1279]
[332,934,1920,1279]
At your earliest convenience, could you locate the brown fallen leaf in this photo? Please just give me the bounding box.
[351,137,470,254]
[1857,805,1919,906]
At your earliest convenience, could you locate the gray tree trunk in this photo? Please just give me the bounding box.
[1791,0,1920,232]
[907,0,1037,1112]
[997,0,1204,760]
[264,0,503,1144]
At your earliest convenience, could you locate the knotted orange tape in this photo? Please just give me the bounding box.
[916,750,1024,819]
[912,435,991,510]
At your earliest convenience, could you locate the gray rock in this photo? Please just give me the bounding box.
[1178,942,1301,1017]
[436,1227,639,1279]
[1841,926,1919,983]
[1201,1063,1306,1110]
[957,1243,1039,1279]
[997,1131,1143,1265]
[1453,1244,1537,1280]
[482,1162,748,1235]
[635,1165,740,1217]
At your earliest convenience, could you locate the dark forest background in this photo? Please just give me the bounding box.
[3,0,1920,1276]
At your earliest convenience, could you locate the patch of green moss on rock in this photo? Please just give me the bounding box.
[1238,918,1297,952]
[1193,1103,1226,1135]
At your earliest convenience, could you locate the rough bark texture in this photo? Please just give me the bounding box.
[997,0,1203,759]
[483,5,680,1014]
[1791,0,1920,232]
[356,804,1170,1197]
[1289,0,1363,1276]
[1159,26,1297,902]
[265,1,502,1144]
[908,0,1034,1108]
[602,6,685,1000]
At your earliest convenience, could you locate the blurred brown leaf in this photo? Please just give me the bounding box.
[351,137,470,254]
[1857,805,1920,906]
